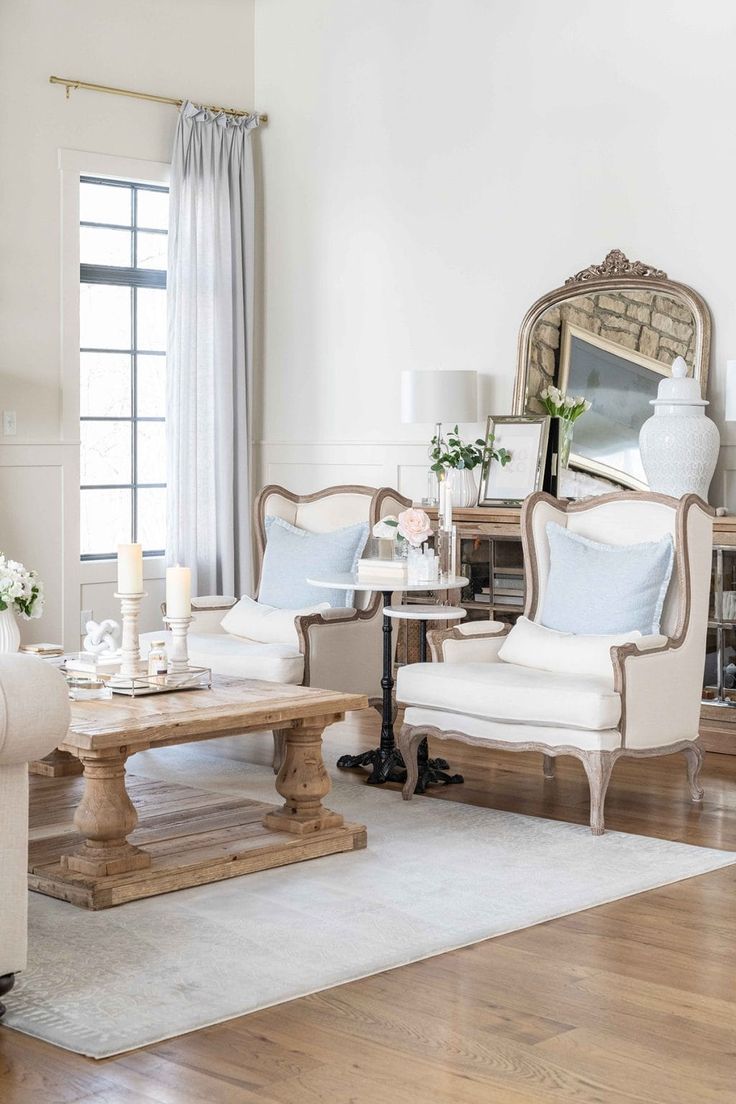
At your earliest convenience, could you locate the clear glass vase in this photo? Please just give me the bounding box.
[558,417,574,469]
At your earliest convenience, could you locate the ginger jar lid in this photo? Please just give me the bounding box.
[651,356,708,407]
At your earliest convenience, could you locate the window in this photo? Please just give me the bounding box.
[79,176,169,559]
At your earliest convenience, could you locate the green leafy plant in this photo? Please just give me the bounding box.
[430,426,510,475]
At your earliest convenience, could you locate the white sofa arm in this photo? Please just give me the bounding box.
[610,637,699,749]
[428,620,510,664]
[295,600,385,696]
[0,655,70,765]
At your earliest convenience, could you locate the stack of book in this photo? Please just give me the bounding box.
[19,642,63,658]
[357,557,408,583]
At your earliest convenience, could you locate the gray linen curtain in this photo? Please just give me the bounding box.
[166,101,259,596]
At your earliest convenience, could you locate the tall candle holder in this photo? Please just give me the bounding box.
[114,592,147,679]
[164,615,193,674]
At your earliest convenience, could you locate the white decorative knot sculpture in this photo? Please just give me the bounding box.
[83,618,120,657]
[639,356,719,502]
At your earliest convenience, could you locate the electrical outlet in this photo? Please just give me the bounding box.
[80,608,93,634]
[3,410,16,436]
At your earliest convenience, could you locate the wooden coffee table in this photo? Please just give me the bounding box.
[28,676,367,909]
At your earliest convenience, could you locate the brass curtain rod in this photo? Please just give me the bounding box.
[49,75,268,125]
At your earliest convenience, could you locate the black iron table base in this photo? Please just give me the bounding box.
[336,590,463,792]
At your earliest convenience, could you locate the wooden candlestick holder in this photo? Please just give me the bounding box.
[164,615,193,674]
[114,592,147,679]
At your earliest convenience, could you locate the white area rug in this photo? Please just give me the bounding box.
[8,742,736,1058]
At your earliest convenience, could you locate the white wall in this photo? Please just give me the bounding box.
[0,0,255,645]
[254,0,736,504]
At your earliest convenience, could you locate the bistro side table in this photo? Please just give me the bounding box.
[384,603,466,792]
[306,573,467,786]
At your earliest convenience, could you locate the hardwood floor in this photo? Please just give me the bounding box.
[2,709,736,1103]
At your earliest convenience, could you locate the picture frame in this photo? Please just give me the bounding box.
[558,321,671,490]
[477,415,551,507]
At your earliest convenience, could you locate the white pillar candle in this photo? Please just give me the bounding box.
[443,485,453,532]
[166,565,192,618]
[117,543,143,594]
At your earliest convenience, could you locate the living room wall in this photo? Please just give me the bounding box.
[0,0,255,645]
[254,0,736,505]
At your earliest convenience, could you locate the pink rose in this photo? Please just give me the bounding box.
[397,508,433,547]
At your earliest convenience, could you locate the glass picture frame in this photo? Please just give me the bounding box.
[477,415,550,507]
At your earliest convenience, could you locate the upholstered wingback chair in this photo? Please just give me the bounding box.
[166,484,410,769]
[397,492,713,834]
[0,654,70,1017]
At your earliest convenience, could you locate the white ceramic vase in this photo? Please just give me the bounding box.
[639,357,719,502]
[445,467,477,508]
[0,607,21,652]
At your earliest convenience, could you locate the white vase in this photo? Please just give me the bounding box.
[445,468,478,508]
[0,607,21,652]
[639,357,719,502]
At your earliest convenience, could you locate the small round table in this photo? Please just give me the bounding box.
[306,572,467,786]
[385,604,466,792]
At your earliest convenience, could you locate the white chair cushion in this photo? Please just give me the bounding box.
[140,631,304,684]
[403,707,622,751]
[497,616,647,685]
[397,661,621,731]
[221,595,330,647]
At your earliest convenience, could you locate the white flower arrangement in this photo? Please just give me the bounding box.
[539,386,592,423]
[0,553,44,620]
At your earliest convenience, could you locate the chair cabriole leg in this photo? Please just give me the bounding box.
[272,729,287,774]
[683,743,705,801]
[581,751,616,836]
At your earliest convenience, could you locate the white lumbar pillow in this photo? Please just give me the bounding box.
[497,616,644,684]
[221,595,330,647]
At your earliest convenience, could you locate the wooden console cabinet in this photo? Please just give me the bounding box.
[421,506,736,755]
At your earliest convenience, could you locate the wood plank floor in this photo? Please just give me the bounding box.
[2,709,736,1104]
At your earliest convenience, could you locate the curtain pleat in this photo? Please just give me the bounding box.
[166,102,259,597]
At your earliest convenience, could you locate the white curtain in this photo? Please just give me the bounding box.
[166,101,259,597]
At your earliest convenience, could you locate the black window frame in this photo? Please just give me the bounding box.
[79,175,168,561]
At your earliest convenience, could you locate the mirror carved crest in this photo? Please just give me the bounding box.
[513,250,711,493]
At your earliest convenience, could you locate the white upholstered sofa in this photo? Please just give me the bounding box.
[0,654,70,1017]
[397,491,713,834]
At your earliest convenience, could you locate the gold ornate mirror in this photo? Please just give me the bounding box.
[512,250,711,491]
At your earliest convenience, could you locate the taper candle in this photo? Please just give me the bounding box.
[117,543,143,594]
[166,565,192,618]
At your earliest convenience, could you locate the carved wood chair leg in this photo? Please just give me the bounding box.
[397,724,423,800]
[272,730,287,775]
[581,751,617,836]
[683,743,705,802]
[543,754,556,779]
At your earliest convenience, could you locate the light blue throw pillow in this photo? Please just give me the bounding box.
[540,522,674,636]
[259,516,369,609]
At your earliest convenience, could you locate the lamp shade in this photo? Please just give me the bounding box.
[400,370,478,424]
[726,361,736,422]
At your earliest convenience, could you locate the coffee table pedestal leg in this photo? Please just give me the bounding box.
[264,718,344,835]
[60,749,151,877]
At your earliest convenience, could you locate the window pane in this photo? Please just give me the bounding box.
[81,283,131,349]
[136,189,169,230]
[136,231,167,270]
[81,420,132,485]
[80,181,131,226]
[136,286,166,351]
[137,355,166,416]
[137,487,166,552]
[136,421,166,484]
[81,487,131,556]
[80,353,131,417]
[80,226,132,266]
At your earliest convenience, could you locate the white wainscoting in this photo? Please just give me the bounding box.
[257,441,434,504]
[0,443,79,649]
